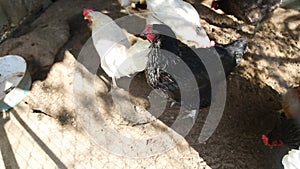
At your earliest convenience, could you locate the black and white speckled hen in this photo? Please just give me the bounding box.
[211,0,281,32]
[142,24,247,109]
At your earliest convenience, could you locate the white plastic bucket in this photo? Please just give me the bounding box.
[0,55,31,112]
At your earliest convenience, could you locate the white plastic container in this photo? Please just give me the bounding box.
[0,55,31,111]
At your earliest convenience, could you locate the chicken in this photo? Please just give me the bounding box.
[211,0,281,32]
[142,24,247,109]
[83,9,150,86]
[282,147,300,169]
[262,81,300,149]
[146,0,213,48]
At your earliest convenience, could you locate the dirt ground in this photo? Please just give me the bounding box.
[1,0,300,168]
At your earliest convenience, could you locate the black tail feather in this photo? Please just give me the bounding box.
[214,38,248,76]
[222,38,248,65]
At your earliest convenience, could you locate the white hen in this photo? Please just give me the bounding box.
[83,9,149,86]
[282,147,300,169]
[146,0,212,48]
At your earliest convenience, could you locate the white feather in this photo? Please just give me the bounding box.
[126,38,150,72]
[88,11,149,79]
[146,0,211,48]
[282,148,300,169]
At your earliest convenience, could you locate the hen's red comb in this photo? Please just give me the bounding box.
[272,140,284,146]
[262,135,284,146]
[143,25,152,33]
[143,25,157,42]
[83,8,94,16]
[262,135,270,146]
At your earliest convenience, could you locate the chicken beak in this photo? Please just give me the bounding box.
[84,16,92,24]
